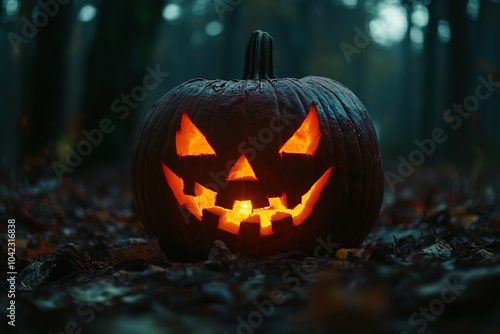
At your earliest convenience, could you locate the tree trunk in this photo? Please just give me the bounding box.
[445,0,471,165]
[79,0,164,165]
[421,0,439,141]
[20,0,73,178]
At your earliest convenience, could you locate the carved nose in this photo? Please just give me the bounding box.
[216,155,267,209]
[227,155,258,181]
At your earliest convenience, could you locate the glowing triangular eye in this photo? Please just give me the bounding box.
[279,104,321,155]
[176,112,216,156]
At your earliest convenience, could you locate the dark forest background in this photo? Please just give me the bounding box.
[1,0,499,184]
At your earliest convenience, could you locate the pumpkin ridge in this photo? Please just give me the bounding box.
[342,90,383,241]
[316,79,373,245]
[283,77,329,208]
[300,79,351,241]
[157,82,210,244]
[277,78,311,126]
[267,79,286,159]
[134,84,198,237]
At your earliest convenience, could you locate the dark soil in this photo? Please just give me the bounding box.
[1,167,499,334]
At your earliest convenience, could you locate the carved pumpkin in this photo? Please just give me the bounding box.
[132,30,383,261]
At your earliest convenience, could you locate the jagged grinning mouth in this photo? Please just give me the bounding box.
[162,164,333,236]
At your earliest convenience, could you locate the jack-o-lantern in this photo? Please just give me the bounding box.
[132,30,383,261]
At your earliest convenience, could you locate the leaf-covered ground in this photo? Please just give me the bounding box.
[1,166,499,334]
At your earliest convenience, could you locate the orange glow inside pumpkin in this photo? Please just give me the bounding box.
[227,155,258,181]
[279,104,321,156]
[162,163,332,236]
[164,105,332,236]
[176,112,216,157]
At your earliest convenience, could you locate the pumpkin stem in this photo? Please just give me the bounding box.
[243,30,277,80]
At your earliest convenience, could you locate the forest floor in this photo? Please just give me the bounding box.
[1,166,499,334]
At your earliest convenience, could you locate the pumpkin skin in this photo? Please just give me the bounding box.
[132,30,383,261]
